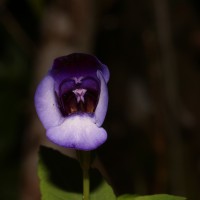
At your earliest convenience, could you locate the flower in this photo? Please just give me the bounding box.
[34,53,110,150]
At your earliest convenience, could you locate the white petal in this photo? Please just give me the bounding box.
[34,75,64,129]
[93,70,108,127]
[46,114,107,150]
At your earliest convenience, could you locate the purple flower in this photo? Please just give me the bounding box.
[34,53,109,150]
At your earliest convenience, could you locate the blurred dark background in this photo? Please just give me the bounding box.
[1,0,200,199]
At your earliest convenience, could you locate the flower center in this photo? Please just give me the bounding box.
[57,76,100,117]
[59,88,99,116]
[72,88,87,103]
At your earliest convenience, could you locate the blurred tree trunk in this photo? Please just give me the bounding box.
[153,0,186,195]
[21,1,96,199]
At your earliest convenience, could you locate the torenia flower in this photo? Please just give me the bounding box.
[34,53,109,150]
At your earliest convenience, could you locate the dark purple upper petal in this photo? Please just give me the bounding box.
[50,53,109,94]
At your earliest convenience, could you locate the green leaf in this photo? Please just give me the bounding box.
[38,146,186,200]
[38,146,116,200]
[117,194,186,200]
[38,159,81,200]
[90,181,116,200]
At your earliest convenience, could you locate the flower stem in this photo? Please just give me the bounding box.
[77,151,91,200]
[83,165,90,200]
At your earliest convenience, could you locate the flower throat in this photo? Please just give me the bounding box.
[57,77,99,116]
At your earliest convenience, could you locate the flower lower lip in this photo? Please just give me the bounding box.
[46,114,107,150]
[67,112,94,118]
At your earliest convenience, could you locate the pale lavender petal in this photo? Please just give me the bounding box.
[34,75,64,129]
[46,114,107,150]
[101,63,110,83]
[93,70,108,127]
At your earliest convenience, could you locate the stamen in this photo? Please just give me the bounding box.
[72,76,84,84]
[73,88,87,103]
[59,88,99,116]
